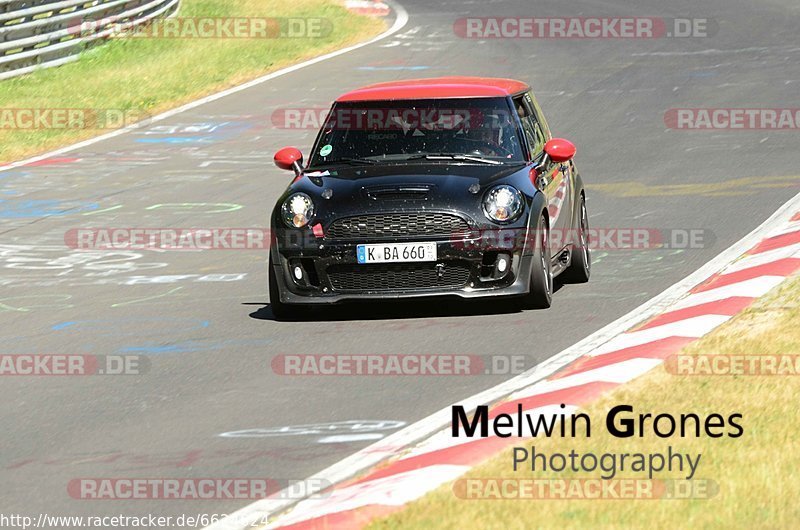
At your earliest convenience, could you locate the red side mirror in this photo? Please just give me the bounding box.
[274,147,304,173]
[544,138,576,163]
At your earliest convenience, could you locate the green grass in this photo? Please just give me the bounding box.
[369,275,800,530]
[0,0,385,162]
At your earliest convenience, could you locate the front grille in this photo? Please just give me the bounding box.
[326,213,470,240]
[327,261,471,292]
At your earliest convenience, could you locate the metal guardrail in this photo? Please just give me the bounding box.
[0,0,180,80]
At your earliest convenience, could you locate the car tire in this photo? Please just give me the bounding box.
[522,213,553,309]
[269,254,307,321]
[561,194,591,284]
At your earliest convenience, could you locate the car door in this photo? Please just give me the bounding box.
[513,94,569,254]
[530,92,578,246]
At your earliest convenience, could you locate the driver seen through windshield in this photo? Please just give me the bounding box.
[309,98,527,165]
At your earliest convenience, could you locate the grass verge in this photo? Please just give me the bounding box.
[0,0,385,162]
[370,274,800,529]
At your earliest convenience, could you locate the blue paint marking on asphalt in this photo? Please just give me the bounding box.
[117,341,197,355]
[135,121,252,144]
[118,338,274,355]
[0,200,100,218]
[0,171,32,190]
[51,318,211,336]
[51,318,233,355]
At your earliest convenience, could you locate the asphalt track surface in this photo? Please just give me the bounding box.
[1,0,799,525]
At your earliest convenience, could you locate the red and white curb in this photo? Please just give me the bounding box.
[345,0,391,17]
[207,194,800,530]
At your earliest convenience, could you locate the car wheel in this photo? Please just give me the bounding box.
[562,194,591,283]
[269,254,307,321]
[522,213,553,309]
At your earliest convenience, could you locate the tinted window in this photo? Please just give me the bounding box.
[513,95,544,158]
[527,91,551,141]
[309,98,526,166]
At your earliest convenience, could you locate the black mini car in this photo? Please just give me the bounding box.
[269,77,590,319]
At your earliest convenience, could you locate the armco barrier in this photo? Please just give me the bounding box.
[0,0,180,80]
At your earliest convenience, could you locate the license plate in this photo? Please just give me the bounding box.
[357,242,437,264]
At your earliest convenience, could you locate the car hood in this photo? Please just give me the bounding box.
[289,163,527,218]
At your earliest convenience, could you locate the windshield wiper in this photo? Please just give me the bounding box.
[404,153,504,166]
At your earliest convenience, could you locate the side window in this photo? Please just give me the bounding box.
[514,97,538,160]
[531,118,546,155]
[514,95,545,159]
[527,91,552,141]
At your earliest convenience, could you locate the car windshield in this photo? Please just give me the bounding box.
[308,98,526,166]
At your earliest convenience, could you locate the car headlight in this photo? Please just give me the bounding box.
[281,193,315,228]
[482,185,523,223]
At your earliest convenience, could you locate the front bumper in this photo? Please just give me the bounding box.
[270,229,535,305]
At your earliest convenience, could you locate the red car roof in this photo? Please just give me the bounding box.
[336,76,530,102]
